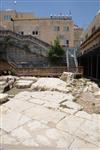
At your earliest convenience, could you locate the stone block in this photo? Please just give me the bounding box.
[15,80,33,88]
[0,93,8,103]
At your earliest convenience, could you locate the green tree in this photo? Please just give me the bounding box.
[48,38,65,65]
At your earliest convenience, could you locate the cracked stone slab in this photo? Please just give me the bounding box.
[60,101,83,111]
[28,98,44,105]
[69,137,99,150]
[75,119,100,147]
[13,91,32,101]
[30,91,74,103]
[75,111,92,120]
[11,126,32,142]
[43,102,59,110]
[22,138,39,147]
[59,107,78,115]
[10,118,74,148]
[57,115,85,134]
[0,134,19,145]
[10,120,49,144]
[0,110,31,132]
[23,105,66,124]
[4,99,34,113]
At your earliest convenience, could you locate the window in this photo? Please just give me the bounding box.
[32,31,35,35]
[66,40,69,46]
[54,26,60,31]
[19,31,24,35]
[21,31,24,35]
[36,31,38,35]
[32,31,38,35]
[4,16,11,21]
[63,26,69,32]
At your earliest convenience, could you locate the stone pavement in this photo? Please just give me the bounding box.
[0,91,100,150]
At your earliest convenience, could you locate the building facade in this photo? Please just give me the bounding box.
[78,11,100,83]
[0,10,83,48]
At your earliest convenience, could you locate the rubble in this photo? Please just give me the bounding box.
[60,72,74,83]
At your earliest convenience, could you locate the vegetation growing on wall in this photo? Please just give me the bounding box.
[48,38,65,65]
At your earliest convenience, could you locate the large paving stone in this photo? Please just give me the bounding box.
[69,137,99,150]
[10,119,74,148]
[36,135,51,146]
[10,120,49,144]
[28,97,45,105]
[75,119,100,147]
[22,138,39,147]
[11,126,32,142]
[60,101,83,111]
[57,115,85,134]
[30,91,75,104]
[43,101,59,110]
[59,107,78,115]
[4,99,34,113]
[75,111,96,121]
[0,110,31,132]
[0,134,19,145]
[0,93,8,103]
[13,91,32,101]
[23,105,66,124]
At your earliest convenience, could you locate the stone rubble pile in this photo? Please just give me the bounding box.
[60,72,100,100]
[60,72,74,83]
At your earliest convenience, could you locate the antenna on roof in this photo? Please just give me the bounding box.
[68,10,72,19]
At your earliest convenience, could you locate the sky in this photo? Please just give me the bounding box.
[0,0,100,28]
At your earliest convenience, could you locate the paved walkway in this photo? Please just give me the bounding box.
[0,91,100,150]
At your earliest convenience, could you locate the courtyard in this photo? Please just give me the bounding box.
[0,75,100,149]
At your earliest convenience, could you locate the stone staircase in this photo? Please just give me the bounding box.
[66,48,78,72]
[0,30,50,56]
